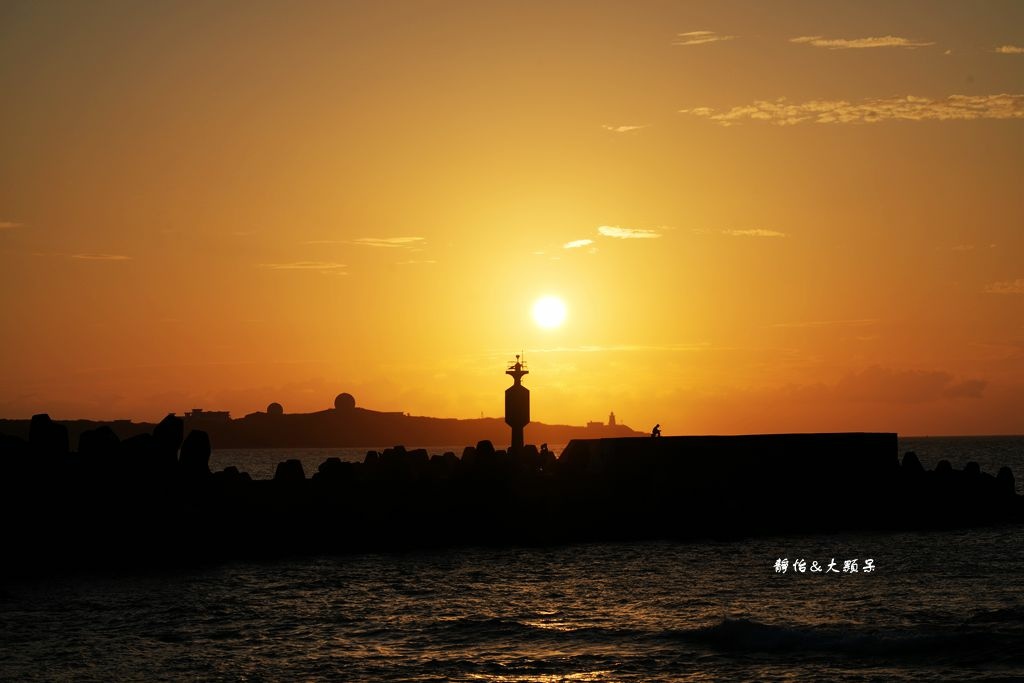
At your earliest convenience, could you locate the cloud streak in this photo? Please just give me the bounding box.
[259,261,347,272]
[790,35,934,49]
[985,278,1024,294]
[353,236,424,248]
[602,124,648,133]
[673,30,733,46]
[682,94,1024,126]
[0,220,24,230]
[771,318,880,329]
[722,228,787,238]
[598,225,662,239]
[995,45,1024,54]
[71,253,132,261]
[563,239,594,249]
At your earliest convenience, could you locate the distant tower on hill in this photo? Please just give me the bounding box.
[504,354,529,453]
[609,411,616,427]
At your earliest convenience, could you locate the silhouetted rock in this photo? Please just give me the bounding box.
[29,414,68,457]
[2,428,1022,579]
[153,413,185,464]
[539,447,557,472]
[212,465,251,483]
[997,467,1015,496]
[0,433,28,458]
[77,426,120,458]
[381,445,407,466]
[274,458,305,483]
[318,456,343,473]
[902,451,925,475]
[179,429,211,478]
[120,433,155,460]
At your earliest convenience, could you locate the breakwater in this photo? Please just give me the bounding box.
[1,414,1020,577]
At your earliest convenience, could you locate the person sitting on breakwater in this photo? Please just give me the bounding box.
[651,424,661,438]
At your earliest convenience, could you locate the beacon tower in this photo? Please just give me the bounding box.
[504,355,529,453]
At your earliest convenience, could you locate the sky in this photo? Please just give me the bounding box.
[1,0,1022,435]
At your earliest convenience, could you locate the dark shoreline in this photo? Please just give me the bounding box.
[2,414,1021,579]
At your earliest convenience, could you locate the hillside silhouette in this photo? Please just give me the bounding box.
[0,393,644,449]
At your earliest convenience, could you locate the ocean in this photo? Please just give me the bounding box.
[2,436,1022,680]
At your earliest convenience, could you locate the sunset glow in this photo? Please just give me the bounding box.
[0,1,1021,435]
[532,297,567,330]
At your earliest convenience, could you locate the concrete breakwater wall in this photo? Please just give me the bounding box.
[1,416,1019,577]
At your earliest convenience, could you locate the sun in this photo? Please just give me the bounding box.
[532,296,567,329]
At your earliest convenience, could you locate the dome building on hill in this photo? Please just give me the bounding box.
[267,402,284,416]
[334,393,356,411]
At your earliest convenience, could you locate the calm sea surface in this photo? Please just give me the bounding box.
[2,436,1022,681]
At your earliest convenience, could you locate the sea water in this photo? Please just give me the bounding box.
[2,437,1022,680]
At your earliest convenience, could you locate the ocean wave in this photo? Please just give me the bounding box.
[423,613,1023,663]
[663,617,1018,661]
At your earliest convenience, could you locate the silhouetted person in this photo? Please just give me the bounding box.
[651,424,661,438]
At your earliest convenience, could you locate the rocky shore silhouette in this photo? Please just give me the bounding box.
[2,412,1021,578]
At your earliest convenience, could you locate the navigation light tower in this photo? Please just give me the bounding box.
[504,354,529,453]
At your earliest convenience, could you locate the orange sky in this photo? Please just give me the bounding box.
[1,1,1022,435]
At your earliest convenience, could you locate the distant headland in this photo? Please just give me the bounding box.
[0,392,644,450]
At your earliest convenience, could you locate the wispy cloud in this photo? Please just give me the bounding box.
[682,94,1024,126]
[563,239,595,249]
[0,220,23,230]
[986,278,1024,294]
[673,30,734,46]
[722,228,787,238]
[259,261,347,273]
[71,253,132,261]
[771,318,880,329]
[790,35,934,49]
[602,124,649,133]
[995,45,1024,55]
[598,225,662,239]
[353,236,424,248]
[949,243,996,252]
